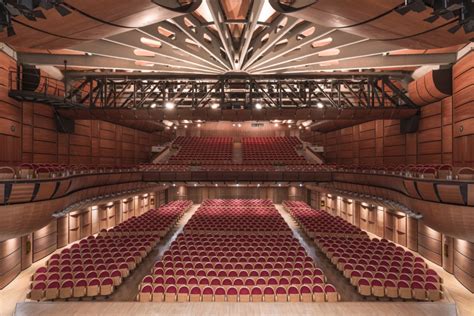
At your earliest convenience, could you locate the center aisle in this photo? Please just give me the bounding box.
[110,204,200,301]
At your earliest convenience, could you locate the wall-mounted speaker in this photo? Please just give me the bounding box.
[21,64,41,92]
[54,113,75,134]
[400,115,420,134]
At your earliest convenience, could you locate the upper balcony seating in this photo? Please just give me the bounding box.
[169,137,233,165]
[283,201,443,302]
[137,199,339,303]
[242,137,306,165]
[28,201,191,301]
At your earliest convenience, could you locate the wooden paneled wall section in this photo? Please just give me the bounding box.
[310,189,474,292]
[0,51,172,166]
[305,52,474,167]
[0,191,165,289]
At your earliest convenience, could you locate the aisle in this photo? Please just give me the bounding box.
[109,204,199,301]
[275,205,364,302]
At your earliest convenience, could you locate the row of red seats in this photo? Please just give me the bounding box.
[28,201,192,301]
[283,201,443,301]
[137,199,339,303]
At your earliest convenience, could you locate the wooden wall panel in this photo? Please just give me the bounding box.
[453,238,474,292]
[453,51,474,167]
[418,222,443,265]
[0,237,21,289]
[32,221,57,262]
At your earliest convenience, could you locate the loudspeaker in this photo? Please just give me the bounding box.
[54,114,75,134]
[400,115,420,134]
[21,65,41,92]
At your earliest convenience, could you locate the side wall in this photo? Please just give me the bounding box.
[0,50,163,166]
[310,189,474,292]
[0,190,165,289]
[304,51,474,167]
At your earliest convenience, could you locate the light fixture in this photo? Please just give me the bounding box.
[288,125,292,128]
[173,126,177,130]
[274,123,279,127]
[150,103,157,108]
[197,123,201,128]
[238,123,242,127]
[316,102,324,109]
[164,101,175,109]
[215,183,218,187]
[184,125,188,128]
[298,126,302,129]
[232,123,236,127]
[194,183,197,187]
[172,183,176,187]
[255,103,263,110]
[211,103,220,109]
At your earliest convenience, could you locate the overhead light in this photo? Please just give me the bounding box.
[197,123,201,127]
[238,123,242,127]
[150,103,157,108]
[232,123,236,127]
[211,103,220,109]
[173,126,177,130]
[424,15,439,23]
[395,0,427,15]
[288,125,292,128]
[298,126,302,129]
[215,183,218,187]
[7,26,15,37]
[172,183,176,187]
[55,4,72,16]
[255,103,263,110]
[316,102,324,109]
[184,125,188,128]
[164,101,175,109]
[274,123,279,127]
[448,24,462,34]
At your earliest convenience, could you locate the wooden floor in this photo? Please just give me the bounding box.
[14,301,457,316]
[2,204,474,316]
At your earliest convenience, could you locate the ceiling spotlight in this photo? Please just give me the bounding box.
[395,0,427,15]
[215,183,218,187]
[298,126,303,130]
[184,125,188,129]
[274,123,279,127]
[150,103,157,108]
[288,125,292,128]
[173,126,177,130]
[55,4,72,16]
[255,103,263,110]
[172,183,176,187]
[316,102,324,109]
[197,123,201,127]
[164,101,175,109]
[238,123,242,127]
[211,103,220,109]
[424,14,439,23]
[448,23,462,34]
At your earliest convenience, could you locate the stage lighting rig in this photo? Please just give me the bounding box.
[397,0,474,35]
[0,0,71,37]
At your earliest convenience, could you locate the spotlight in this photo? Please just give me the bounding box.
[288,125,292,128]
[150,103,157,108]
[274,123,279,127]
[55,4,72,16]
[197,123,201,127]
[173,126,177,130]
[448,23,462,34]
[424,15,439,23]
[211,103,220,109]
[255,103,263,110]
[298,126,302,129]
[164,101,175,109]
[316,102,324,109]
[238,123,242,127]
[184,125,188,129]
[7,26,15,37]
[395,0,427,15]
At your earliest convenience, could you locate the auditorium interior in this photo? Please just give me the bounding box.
[1,0,474,315]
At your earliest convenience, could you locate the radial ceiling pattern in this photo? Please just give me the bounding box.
[16,0,462,75]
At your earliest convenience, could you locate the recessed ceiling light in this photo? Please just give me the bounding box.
[316,102,324,109]
[197,123,201,127]
[255,103,263,110]
[211,103,220,109]
[150,103,157,108]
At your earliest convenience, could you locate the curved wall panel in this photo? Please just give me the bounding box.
[408,68,452,106]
